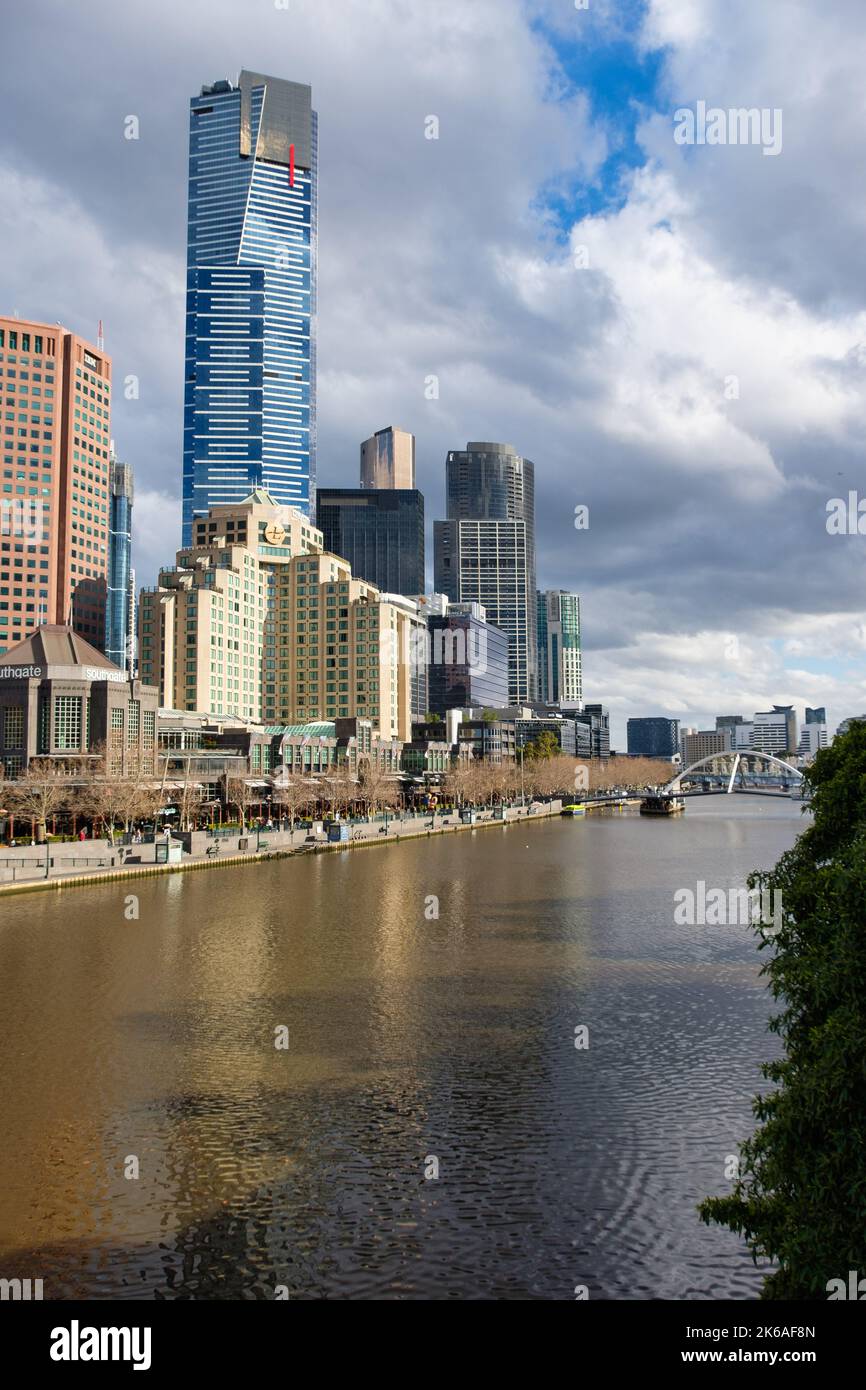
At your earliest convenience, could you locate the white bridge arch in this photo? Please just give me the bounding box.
[665,750,805,796]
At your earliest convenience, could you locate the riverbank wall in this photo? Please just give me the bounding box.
[0,799,573,900]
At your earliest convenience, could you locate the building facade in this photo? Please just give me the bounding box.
[360,426,415,490]
[752,706,798,756]
[426,601,509,714]
[627,716,680,759]
[0,316,112,657]
[537,590,581,706]
[0,625,158,776]
[574,703,610,758]
[141,491,417,740]
[106,451,134,672]
[182,72,318,543]
[680,728,732,766]
[434,442,537,704]
[798,721,828,760]
[315,488,424,599]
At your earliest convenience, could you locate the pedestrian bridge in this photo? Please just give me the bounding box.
[665,751,806,798]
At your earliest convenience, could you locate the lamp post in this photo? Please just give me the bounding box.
[519,744,526,808]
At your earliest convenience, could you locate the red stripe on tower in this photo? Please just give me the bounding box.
[289,144,295,187]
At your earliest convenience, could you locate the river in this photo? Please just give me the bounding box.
[0,798,805,1300]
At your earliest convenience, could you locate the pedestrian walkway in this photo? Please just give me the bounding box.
[0,803,562,895]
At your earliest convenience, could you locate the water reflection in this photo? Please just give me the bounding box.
[0,801,801,1298]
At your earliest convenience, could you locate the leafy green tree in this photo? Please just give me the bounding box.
[699,722,866,1298]
[524,731,559,761]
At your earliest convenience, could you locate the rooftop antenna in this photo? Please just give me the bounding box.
[97,319,105,351]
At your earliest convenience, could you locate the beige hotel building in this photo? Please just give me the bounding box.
[139,491,419,741]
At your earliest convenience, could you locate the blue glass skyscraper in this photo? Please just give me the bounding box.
[106,453,134,670]
[182,71,318,544]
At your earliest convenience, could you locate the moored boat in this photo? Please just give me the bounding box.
[639,794,685,816]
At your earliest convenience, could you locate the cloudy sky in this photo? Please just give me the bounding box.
[2,0,865,746]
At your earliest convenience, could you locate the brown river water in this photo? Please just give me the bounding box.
[0,798,804,1299]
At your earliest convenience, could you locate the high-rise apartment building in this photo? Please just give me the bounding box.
[182,71,318,543]
[537,590,581,706]
[106,450,134,672]
[0,315,111,656]
[140,491,416,739]
[316,488,424,599]
[360,426,415,490]
[434,442,537,703]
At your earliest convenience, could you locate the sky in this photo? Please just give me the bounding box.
[1,0,865,748]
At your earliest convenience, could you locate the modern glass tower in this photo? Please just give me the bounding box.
[316,488,424,599]
[537,590,582,706]
[182,71,318,544]
[106,453,134,671]
[434,443,537,703]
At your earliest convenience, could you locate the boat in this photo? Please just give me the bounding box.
[560,803,586,817]
[639,794,685,816]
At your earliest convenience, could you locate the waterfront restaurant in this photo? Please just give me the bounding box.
[0,624,160,776]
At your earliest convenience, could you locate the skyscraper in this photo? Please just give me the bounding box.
[537,590,582,706]
[316,488,424,599]
[182,71,318,544]
[433,442,537,703]
[361,427,415,490]
[0,315,112,655]
[106,451,134,672]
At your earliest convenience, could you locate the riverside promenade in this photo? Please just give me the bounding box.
[0,800,567,897]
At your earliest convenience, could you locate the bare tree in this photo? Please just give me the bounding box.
[5,762,71,842]
[443,765,474,809]
[320,769,352,820]
[356,757,390,819]
[222,774,257,829]
[176,781,205,831]
[272,772,314,830]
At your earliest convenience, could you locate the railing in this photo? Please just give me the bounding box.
[0,852,119,881]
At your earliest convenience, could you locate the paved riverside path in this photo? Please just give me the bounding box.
[0,802,565,895]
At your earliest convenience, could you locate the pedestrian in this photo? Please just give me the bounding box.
[79,828,86,842]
